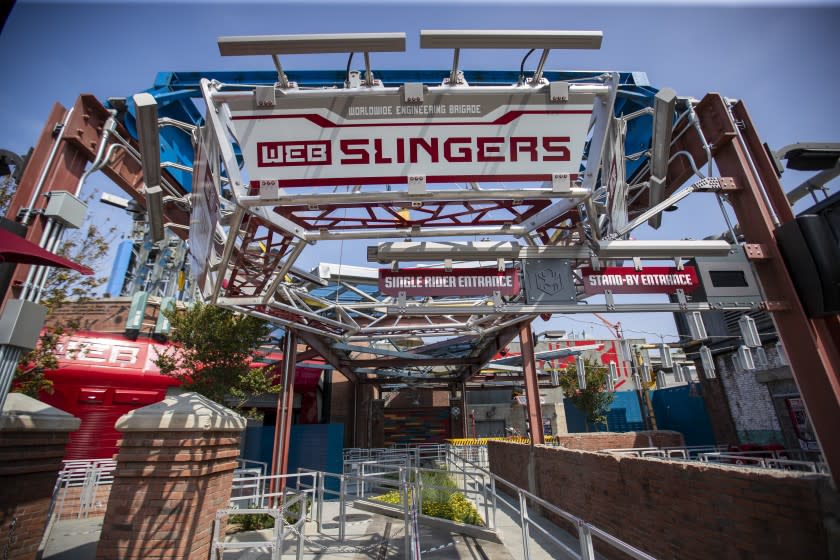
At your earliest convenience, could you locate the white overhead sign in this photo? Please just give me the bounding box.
[227,89,595,188]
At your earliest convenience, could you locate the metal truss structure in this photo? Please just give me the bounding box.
[4,30,837,483]
[185,32,748,389]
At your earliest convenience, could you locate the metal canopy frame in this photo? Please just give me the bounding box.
[181,32,758,389]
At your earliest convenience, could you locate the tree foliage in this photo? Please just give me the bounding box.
[557,358,616,430]
[10,189,117,397]
[154,302,281,408]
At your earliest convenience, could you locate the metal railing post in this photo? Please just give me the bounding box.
[519,489,531,560]
[401,470,411,560]
[491,476,497,529]
[339,474,346,543]
[578,521,595,560]
[296,510,305,560]
[316,471,324,531]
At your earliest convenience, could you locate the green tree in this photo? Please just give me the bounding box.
[557,358,616,431]
[154,302,281,409]
[12,202,116,397]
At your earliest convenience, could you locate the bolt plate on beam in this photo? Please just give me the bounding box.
[743,243,769,260]
[762,300,791,312]
[407,175,426,195]
[403,82,424,103]
[549,82,569,102]
[552,173,571,192]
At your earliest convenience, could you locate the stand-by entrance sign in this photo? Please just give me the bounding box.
[227,89,595,188]
[581,266,700,295]
[379,267,520,297]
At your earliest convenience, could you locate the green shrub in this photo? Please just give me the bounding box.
[371,471,484,526]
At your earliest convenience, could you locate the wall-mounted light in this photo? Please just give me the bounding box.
[659,343,673,370]
[736,345,756,371]
[575,354,586,390]
[699,345,716,379]
[687,311,708,341]
[738,315,761,348]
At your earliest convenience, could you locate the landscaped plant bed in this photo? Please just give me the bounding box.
[357,470,501,543]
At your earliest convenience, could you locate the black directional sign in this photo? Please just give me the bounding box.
[521,258,577,304]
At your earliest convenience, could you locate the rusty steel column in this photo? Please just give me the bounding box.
[695,94,840,487]
[518,323,544,445]
[270,330,297,499]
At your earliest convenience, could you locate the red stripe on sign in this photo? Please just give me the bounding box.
[250,174,579,189]
[231,110,592,128]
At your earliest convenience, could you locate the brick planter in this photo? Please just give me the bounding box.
[0,394,80,560]
[95,392,246,560]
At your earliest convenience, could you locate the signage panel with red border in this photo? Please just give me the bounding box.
[379,267,520,297]
[227,90,595,187]
[581,266,700,295]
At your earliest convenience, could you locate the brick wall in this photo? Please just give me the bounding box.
[550,430,684,451]
[488,441,839,560]
[0,430,74,560]
[716,352,784,445]
[96,430,241,560]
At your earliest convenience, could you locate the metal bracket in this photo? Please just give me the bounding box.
[497,258,505,272]
[407,175,427,195]
[549,81,570,102]
[397,292,407,311]
[675,289,688,310]
[743,244,769,260]
[346,70,362,89]
[552,173,571,192]
[255,86,276,107]
[604,289,615,311]
[259,179,279,199]
[762,300,791,312]
[492,291,503,310]
[391,260,399,271]
[691,176,737,192]
[674,257,684,271]
[632,256,642,271]
[718,177,738,191]
[403,82,424,103]
[444,258,453,272]
[590,255,601,271]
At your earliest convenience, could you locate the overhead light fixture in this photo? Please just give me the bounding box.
[595,240,732,259]
[145,186,165,243]
[133,93,161,188]
[368,239,732,263]
[419,30,603,50]
[647,87,677,229]
[369,241,522,263]
[133,93,165,243]
[218,33,407,56]
[738,315,761,348]
[699,345,716,379]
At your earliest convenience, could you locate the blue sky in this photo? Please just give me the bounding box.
[1,1,838,341]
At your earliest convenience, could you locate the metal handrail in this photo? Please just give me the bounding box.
[446,446,657,560]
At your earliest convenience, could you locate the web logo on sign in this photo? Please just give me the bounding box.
[257,141,332,167]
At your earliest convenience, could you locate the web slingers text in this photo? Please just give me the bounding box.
[257,136,571,167]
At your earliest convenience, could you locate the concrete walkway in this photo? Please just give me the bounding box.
[40,493,589,559]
